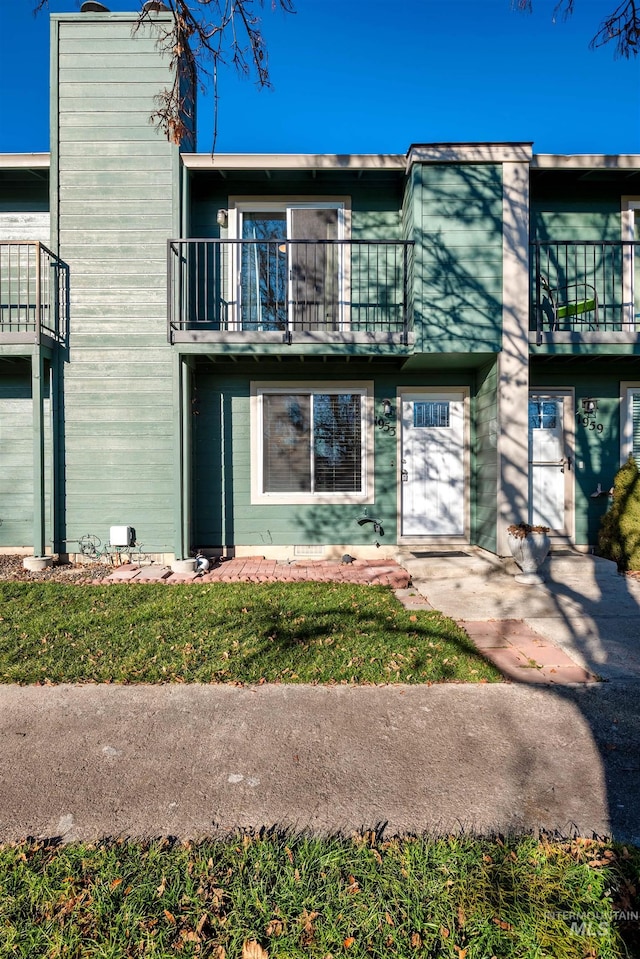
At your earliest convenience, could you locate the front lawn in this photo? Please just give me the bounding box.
[0,581,499,685]
[1,833,638,958]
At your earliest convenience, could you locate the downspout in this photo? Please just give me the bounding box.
[32,346,46,557]
[182,357,192,558]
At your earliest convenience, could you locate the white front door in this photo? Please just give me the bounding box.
[400,391,466,536]
[528,391,574,535]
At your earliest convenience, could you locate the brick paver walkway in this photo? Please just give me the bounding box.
[461,619,599,685]
[104,557,411,588]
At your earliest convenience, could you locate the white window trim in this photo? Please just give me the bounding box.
[620,381,640,461]
[228,197,351,240]
[250,380,374,505]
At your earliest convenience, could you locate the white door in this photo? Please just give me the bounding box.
[528,392,573,534]
[400,392,466,536]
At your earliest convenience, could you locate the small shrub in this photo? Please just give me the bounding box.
[598,455,640,570]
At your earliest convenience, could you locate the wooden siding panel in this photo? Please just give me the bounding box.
[60,163,171,180]
[58,141,170,158]
[58,83,169,103]
[532,205,620,242]
[0,371,52,549]
[416,163,503,353]
[56,17,179,553]
[473,360,498,552]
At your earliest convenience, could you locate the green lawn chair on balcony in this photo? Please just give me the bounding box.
[539,275,599,332]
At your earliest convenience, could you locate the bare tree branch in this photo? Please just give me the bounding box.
[513,0,639,56]
[590,0,640,56]
[33,0,295,149]
[140,0,295,149]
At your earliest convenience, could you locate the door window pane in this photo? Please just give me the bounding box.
[241,213,287,331]
[413,401,450,428]
[529,399,557,430]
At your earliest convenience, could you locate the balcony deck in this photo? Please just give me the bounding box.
[168,238,414,353]
[530,241,640,352]
[0,241,68,350]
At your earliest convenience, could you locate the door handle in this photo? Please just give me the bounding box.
[401,469,409,482]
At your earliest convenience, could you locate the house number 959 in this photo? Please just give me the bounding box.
[581,417,603,433]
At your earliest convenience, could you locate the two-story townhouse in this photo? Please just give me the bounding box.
[1,8,639,567]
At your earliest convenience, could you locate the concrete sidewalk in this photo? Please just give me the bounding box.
[1,682,639,843]
[400,549,640,683]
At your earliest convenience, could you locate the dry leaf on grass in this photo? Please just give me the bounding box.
[242,941,268,959]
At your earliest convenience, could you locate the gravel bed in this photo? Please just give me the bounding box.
[0,554,114,583]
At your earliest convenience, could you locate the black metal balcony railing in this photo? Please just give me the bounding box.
[0,241,68,342]
[531,241,640,340]
[168,239,414,342]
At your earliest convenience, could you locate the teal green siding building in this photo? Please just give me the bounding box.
[2,9,640,564]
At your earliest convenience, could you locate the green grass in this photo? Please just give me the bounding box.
[0,582,500,685]
[1,833,638,958]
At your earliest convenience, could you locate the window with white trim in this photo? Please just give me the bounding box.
[253,385,371,503]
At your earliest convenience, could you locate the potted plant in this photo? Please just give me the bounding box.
[506,523,551,585]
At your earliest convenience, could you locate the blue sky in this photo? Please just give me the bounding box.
[1,0,639,155]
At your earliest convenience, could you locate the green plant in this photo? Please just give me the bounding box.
[0,833,638,958]
[598,455,640,570]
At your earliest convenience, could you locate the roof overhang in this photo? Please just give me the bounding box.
[532,154,640,171]
[407,143,533,166]
[181,153,406,172]
[0,154,50,170]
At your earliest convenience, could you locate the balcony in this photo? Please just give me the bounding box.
[168,239,414,351]
[531,241,640,346]
[0,241,68,347]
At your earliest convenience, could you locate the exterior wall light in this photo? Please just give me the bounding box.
[581,397,598,415]
[216,209,228,227]
[374,399,396,434]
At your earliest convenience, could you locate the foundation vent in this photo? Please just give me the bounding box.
[294,544,325,558]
